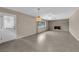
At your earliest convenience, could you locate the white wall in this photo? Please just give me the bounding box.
[69,9,79,41]
[17,14,36,38]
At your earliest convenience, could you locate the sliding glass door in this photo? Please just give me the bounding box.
[0,13,16,43]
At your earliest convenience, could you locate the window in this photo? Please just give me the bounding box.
[38,22,46,29]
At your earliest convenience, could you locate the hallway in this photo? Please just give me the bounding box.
[0,31,79,52]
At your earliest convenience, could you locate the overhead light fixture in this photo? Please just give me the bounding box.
[35,8,42,22]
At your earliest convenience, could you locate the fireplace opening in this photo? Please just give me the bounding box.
[54,26,61,30]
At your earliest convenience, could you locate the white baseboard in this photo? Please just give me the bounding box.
[69,31,79,41]
[16,33,36,39]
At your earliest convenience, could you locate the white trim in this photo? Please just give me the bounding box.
[16,33,36,39]
[69,30,79,41]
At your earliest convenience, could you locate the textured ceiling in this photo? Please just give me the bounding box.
[6,7,78,20]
